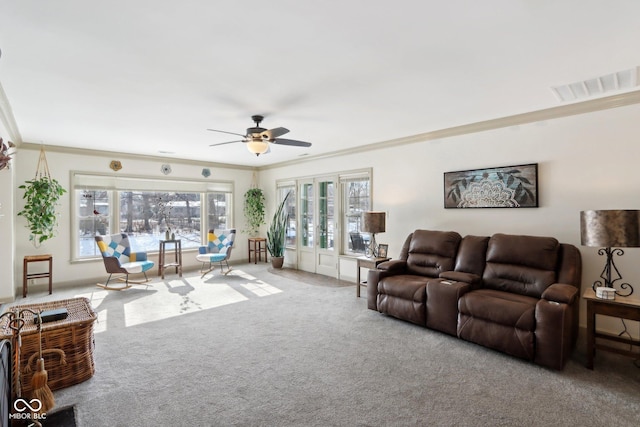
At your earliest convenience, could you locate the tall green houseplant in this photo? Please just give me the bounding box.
[243,188,265,236]
[267,191,291,266]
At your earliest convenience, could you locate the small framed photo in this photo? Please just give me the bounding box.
[377,244,389,258]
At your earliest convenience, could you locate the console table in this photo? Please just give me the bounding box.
[356,256,390,297]
[584,288,640,369]
[158,239,183,279]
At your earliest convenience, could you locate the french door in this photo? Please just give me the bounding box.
[297,176,339,277]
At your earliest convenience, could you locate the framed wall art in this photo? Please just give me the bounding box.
[444,163,538,209]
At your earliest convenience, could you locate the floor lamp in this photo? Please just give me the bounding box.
[362,211,385,258]
[580,209,639,297]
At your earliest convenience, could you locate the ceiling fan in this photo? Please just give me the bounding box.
[207,115,312,156]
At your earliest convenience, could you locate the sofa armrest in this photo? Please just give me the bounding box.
[535,284,579,369]
[376,259,407,274]
[439,271,481,285]
[541,283,578,305]
[366,260,409,310]
[367,267,403,310]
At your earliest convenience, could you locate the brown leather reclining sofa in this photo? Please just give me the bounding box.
[367,230,582,370]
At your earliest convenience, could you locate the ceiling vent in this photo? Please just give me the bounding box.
[551,67,639,102]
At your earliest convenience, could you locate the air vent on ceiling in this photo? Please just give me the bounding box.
[551,67,639,102]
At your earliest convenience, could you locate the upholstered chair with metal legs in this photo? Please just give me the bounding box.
[196,229,236,278]
[95,233,155,290]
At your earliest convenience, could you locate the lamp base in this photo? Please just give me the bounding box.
[365,234,378,258]
[592,247,634,297]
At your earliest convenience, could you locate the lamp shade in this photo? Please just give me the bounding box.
[362,211,386,234]
[580,210,640,247]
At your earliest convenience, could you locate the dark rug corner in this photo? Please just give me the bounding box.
[43,405,76,427]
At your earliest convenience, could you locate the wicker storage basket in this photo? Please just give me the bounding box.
[0,297,97,396]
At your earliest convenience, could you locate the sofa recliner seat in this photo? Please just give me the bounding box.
[372,230,462,326]
[367,230,582,370]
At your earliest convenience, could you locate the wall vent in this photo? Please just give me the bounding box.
[551,67,639,102]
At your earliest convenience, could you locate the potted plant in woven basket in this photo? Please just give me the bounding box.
[17,147,67,247]
[267,192,290,269]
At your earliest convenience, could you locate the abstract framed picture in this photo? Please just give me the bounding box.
[444,163,538,209]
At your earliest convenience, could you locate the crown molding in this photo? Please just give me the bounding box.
[7,87,640,172]
[18,142,257,171]
[259,89,640,171]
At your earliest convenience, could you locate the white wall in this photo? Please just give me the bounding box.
[5,147,256,301]
[259,102,640,336]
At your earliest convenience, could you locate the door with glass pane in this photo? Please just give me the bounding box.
[297,177,338,277]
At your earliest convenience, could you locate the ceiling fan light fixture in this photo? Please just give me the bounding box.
[247,139,269,156]
[208,115,311,156]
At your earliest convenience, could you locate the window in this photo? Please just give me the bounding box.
[78,190,111,258]
[118,191,203,252]
[72,172,233,260]
[342,175,370,255]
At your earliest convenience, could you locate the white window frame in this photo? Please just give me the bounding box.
[70,171,234,261]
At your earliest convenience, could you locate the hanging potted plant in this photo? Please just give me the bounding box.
[267,192,290,269]
[243,188,265,236]
[17,147,67,247]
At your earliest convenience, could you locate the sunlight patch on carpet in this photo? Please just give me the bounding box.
[123,277,248,327]
[74,269,284,331]
[232,270,259,281]
[242,281,283,297]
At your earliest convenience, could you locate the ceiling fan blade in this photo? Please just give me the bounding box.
[207,128,247,138]
[209,139,246,147]
[271,138,312,147]
[261,127,289,139]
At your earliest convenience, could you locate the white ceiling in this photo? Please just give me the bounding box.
[1,1,640,167]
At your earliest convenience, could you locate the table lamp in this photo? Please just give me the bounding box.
[580,209,640,297]
[362,211,386,258]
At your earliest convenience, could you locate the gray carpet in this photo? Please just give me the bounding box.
[47,264,639,426]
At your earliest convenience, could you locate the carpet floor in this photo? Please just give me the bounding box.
[13,264,640,426]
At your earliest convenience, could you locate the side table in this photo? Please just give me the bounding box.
[158,239,183,279]
[248,237,268,264]
[584,288,640,369]
[23,254,53,298]
[356,256,390,297]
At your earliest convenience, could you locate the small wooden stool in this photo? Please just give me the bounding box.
[23,254,53,298]
[248,237,268,264]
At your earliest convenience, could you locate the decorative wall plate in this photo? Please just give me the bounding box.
[161,164,172,175]
[109,160,122,171]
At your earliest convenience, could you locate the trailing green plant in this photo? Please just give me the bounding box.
[267,191,291,258]
[243,188,265,236]
[18,176,67,246]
